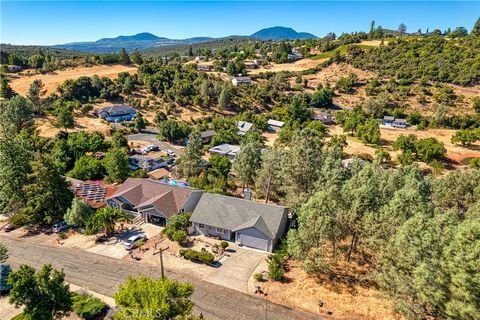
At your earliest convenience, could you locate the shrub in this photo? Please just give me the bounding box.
[254,273,264,282]
[134,239,145,249]
[0,264,12,294]
[220,241,229,250]
[172,230,187,245]
[72,292,107,320]
[198,251,215,263]
[179,249,214,264]
[163,225,175,240]
[267,253,285,281]
[58,232,68,240]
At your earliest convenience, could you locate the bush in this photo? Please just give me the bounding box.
[267,253,285,281]
[220,241,229,250]
[58,232,68,240]
[134,239,145,248]
[254,273,264,282]
[72,292,107,320]
[10,313,27,320]
[179,249,215,264]
[163,225,175,240]
[172,230,187,245]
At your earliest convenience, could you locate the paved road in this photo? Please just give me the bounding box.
[127,132,185,156]
[0,236,320,320]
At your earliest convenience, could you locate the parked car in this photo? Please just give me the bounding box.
[124,234,147,250]
[52,221,69,233]
[167,149,176,157]
[142,145,160,154]
[2,223,17,232]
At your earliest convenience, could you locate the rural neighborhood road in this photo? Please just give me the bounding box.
[127,132,185,156]
[0,236,320,320]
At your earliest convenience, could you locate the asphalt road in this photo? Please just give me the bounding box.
[0,236,320,320]
[127,132,185,156]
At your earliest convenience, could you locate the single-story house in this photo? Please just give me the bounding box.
[267,119,285,131]
[244,62,257,69]
[208,144,240,160]
[232,76,252,86]
[147,168,171,180]
[382,115,395,125]
[197,64,213,72]
[96,105,136,122]
[129,155,173,172]
[107,178,203,226]
[237,121,255,135]
[393,118,408,128]
[190,193,289,252]
[7,65,22,72]
[200,129,217,144]
[314,112,335,125]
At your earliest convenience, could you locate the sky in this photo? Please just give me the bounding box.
[1,1,479,45]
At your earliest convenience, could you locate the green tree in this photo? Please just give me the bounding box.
[232,142,262,188]
[471,17,480,36]
[176,130,203,178]
[208,154,231,178]
[23,153,74,224]
[157,120,189,143]
[472,96,480,113]
[398,22,407,37]
[27,79,46,115]
[103,148,130,183]
[416,138,446,163]
[218,86,233,109]
[68,156,104,180]
[8,264,73,320]
[55,105,75,132]
[130,49,143,64]
[310,88,333,108]
[451,129,479,147]
[111,131,129,150]
[0,95,35,136]
[87,206,129,237]
[0,77,17,99]
[255,148,283,203]
[0,243,8,263]
[64,198,94,226]
[113,275,194,320]
[356,118,380,145]
[267,253,285,281]
[133,112,147,131]
[118,48,131,64]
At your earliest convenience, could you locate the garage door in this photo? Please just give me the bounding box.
[238,233,269,251]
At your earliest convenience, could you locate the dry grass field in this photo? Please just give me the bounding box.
[249,58,329,75]
[7,64,138,95]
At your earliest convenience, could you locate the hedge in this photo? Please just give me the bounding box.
[179,249,214,264]
[72,292,107,320]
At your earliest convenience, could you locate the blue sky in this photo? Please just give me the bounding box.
[1,1,479,45]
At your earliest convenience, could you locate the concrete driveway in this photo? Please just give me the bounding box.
[202,244,268,292]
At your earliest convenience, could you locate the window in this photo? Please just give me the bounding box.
[216,228,224,233]
[199,224,205,229]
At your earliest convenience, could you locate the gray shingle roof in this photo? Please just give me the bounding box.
[190,193,287,240]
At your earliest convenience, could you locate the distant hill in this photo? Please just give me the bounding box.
[250,26,317,40]
[51,26,318,53]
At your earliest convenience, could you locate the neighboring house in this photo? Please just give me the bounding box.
[267,119,285,132]
[195,56,205,62]
[208,144,240,160]
[129,155,173,172]
[7,65,22,72]
[200,129,217,144]
[253,58,264,66]
[232,76,252,86]
[147,168,171,180]
[190,193,289,252]
[393,118,408,128]
[197,64,213,72]
[244,62,257,69]
[237,121,255,135]
[314,112,335,125]
[107,178,203,226]
[96,105,136,122]
[382,116,395,126]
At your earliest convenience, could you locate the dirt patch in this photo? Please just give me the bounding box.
[7,64,137,95]
[249,58,328,75]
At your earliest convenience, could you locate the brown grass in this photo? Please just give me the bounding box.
[249,58,329,75]
[7,64,137,95]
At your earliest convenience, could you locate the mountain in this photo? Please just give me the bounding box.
[52,27,317,53]
[250,26,317,40]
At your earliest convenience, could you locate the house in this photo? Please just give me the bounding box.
[208,144,240,160]
[237,121,255,135]
[253,58,264,66]
[107,178,203,226]
[232,76,252,86]
[314,112,334,125]
[7,65,22,72]
[96,105,136,122]
[190,193,289,252]
[244,62,257,69]
[195,56,205,62]
[200,130,217,144]
[382,116,395,126]
[393,118,408,128]
[67,179,118,209]
[129,155,173,172]
[267,119,285,131]
[197,64,213,72]
[147,168,171,180]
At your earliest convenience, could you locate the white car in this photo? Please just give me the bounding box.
[124,234,147,250]
[167,149,176,157]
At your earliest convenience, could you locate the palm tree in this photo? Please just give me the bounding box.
[87,207,129,237]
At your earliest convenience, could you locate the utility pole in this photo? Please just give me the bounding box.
[154,243,169,279]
